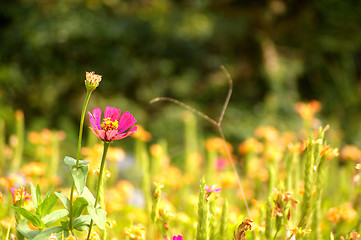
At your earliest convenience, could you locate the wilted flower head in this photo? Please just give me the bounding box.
[11,186,31,204]
[85,71,102,91]
[88,106,137,143]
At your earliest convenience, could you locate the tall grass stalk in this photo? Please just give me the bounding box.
[151,182,163,240]
[196,177,209,240]
[209,199,217,240]
[219,200,228,240]
[265,162,275,239]
[312,154,327,240]
[298,140,315,229]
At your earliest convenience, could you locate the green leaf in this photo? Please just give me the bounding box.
[64,156,89,167]
[44,186,55,199]
[80,186,96,206]
[42,209,69,227]
[71,164,89,195]
[54,192,70,210]
[17,219,39,239]
[72,197,88,219]
[87,205,107,230]
[30,183,38,209]
[36,194,58,217]
[36,184,42,206]
[10,206,44,228]
[32,226,64,240]
[74,215,91,231]
[60,221,69,230]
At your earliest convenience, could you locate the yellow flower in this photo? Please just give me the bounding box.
[254,126,279,142]
[327,207,341,223]
[320,145,339,160]
[238,138,263,154]
[131,125,152,142]
[124,224,146,240]
[205,137,233,156]
[340,203,358,222]
[92,168,111,178]
[0,217,16,229]
[340,145,361,162]
[294,100,321,120]
[20,162,46,177]
[349,232,360,240]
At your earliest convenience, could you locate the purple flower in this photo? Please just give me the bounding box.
[88,106,137,142]
[205,185,222,193]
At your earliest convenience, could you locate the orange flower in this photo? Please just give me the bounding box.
[254,126,278,142]
[150,144,164,157]
[131,125,152,142]
[350,232,360,240]
[93,168,111,178]
[340,203,357,221]
[20,162,46,177]
[295,100,321,120]
[0,217,16,229]
[238,138,263,154]
[327,207,341,223]
[0,191,4,203]
[340,145,361,162]
[205,137,233,156]
[124,224,146,240]
[320,145,339,160]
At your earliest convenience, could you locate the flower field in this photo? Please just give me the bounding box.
[0,72,360,240]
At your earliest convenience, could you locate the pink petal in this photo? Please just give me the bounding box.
[90,128,105,140]
[92,108,102,129]
[113,126,137,140]
[104,106,121,122]
[118,112,137,132]
[106,130,119,142]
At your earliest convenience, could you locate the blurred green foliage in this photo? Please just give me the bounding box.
[1,0,361,148]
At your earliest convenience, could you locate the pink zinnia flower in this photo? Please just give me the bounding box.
[11,186,31,204]
[88,106,137,142]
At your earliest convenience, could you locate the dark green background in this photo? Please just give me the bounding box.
[1,0,361,150]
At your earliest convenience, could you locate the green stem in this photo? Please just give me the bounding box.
[69,89,92,230]
[86,141,110,240]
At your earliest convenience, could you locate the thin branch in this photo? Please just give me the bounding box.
[150,97,218,127]
[149,66,251,218]
[218,65,233,126]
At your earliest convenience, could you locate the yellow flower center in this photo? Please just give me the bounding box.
[101,117,119,131]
